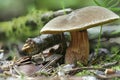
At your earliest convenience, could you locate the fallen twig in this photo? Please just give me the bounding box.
[102,61,119,68]
[34,54,62,76]
[41,8,73,23]
[64,61,120,75]
[68,67,105,75]
[91,70,120,79]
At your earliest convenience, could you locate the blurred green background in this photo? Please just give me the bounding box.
[0,0,96,21]
[0,0,95,43]
[0,0,120,43]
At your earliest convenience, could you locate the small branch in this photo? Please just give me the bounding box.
[91,70,120,79]
[68,67,105,75]
[41,8,73,23]
[102,61,119,68]
[67,61,120,75]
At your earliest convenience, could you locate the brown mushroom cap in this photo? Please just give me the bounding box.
[40,6,119,34]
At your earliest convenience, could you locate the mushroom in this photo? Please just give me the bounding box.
[40,6,119,65]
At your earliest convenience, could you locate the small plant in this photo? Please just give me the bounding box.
[76,70,92,76]
[0,9,45,42]
[95,25,102,54]
[93,0,120,12]
[93,0,120,54]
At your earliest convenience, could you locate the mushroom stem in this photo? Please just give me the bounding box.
[65,30,89,65]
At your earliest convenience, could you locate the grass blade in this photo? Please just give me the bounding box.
[106,0,115,7]
[93,0,102,6]
[95,25,103,55]
[109,0,120,8]
[103,0,109,4]
[109,7,120,12]
[60,0,66,15]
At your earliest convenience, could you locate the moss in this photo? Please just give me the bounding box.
[0,9,49,42]
[76,70,92,76]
